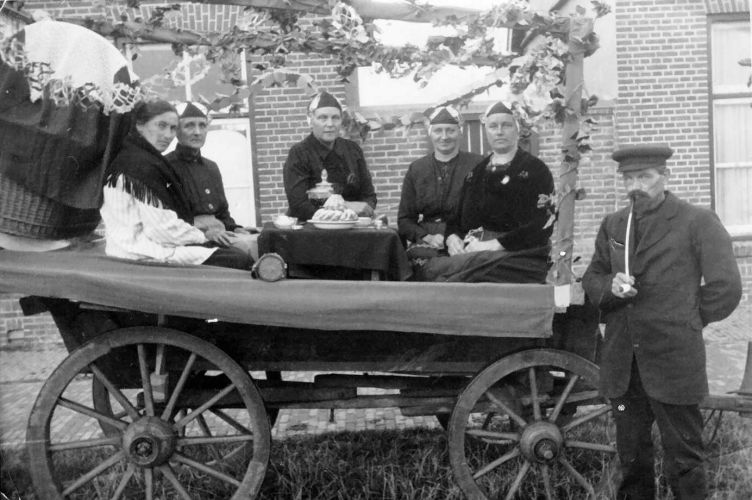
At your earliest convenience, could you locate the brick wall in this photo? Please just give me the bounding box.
[0,296,59,348]
[615,0,713,206]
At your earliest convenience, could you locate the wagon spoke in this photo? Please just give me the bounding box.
[481,412,496,429]
[529,367,542,421]
[144,467,154,500]
[472,447,520,480]
[211,408,254,435]
[174,384,236,431]
[559,455,596,497]
[137,344,156,417]
[466,428,519,444]
[49,436,121,452]
[90,364,140,420]
[549,374,579,423]
[541,464,554,500]
[157,463,193,500]
[111,463,136,500]
[196,414,225,465]
[485,390,527,427]
[172,452,242,487]
[503,460,531,500]
[565,439,617,454]
[561,405,611,432]
[56,397,128,432]
[161,352,197,421]
[60,450,125,496]
[177,434,255,447]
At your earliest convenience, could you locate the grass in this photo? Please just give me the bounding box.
[1,411,750,499]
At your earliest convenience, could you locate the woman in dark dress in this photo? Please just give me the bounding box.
[397,105,482,262]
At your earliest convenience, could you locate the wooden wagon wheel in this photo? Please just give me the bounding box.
[94,370,280,431]
[448,349,616,500]
[27,327,271,499]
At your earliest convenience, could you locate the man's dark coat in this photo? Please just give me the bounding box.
[582,192,741,405]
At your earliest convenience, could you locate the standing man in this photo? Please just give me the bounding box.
[582,145,742,499]
[398,105,482,261]
[283,91,377,221]
[166,102,258,258]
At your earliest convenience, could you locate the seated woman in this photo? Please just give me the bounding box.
[100,100,252,270]
[397,106,482,263]
[416,101,555,283]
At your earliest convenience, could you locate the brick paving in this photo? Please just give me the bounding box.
[1,305,750,450]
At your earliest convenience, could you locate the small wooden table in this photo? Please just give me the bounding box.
[258,223,411,281]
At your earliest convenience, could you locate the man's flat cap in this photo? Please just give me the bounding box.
[612,144,674,172]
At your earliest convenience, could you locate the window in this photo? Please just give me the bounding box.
[710,19,752,236]
[129,44,258,225]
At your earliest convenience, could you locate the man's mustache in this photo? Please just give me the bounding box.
[625,190,650,202]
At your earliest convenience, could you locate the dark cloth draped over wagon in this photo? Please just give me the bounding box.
[0,244,555,338]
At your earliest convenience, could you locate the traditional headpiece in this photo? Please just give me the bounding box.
[612,144,674,172]
[308,91,342,113]
[483,101,513,117]
[427,106,462,126]
[176,102,208,120]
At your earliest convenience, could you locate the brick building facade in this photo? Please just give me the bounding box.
[1,0,750,347]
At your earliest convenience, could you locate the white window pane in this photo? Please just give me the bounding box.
[713,99,752,164]
[711,21,751,93]
[203,121,256,227]
[715,166,752,230]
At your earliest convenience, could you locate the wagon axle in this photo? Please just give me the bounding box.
[519,421,563,463]
[122,416,177,467]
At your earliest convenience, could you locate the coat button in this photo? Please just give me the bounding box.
[208,203,214,210]
[205,188,211,194]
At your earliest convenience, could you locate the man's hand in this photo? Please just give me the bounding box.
[464,238,503,254]
[422,233,445,249]
[446,234,465,256]
[205,228,237,247]
[611,272,638,298]
[233,227,250,235]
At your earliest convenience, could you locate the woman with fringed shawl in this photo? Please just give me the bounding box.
[100,100,252,270]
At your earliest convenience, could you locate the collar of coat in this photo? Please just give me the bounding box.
[304,133,348,160]
[174,143,203,163]
[615,190,680,258]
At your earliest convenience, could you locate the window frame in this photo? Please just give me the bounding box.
[707,13,752,239]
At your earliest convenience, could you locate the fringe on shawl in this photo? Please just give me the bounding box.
[104,173,164,209]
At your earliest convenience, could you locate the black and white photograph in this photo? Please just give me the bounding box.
[1,0,750,498]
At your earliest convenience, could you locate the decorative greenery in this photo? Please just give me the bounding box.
[60,0,610,138]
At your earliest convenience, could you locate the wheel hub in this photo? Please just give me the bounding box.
[519,421,563,463]
[122,416,177,467]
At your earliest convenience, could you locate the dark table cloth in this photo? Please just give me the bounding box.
[258,224,412,281]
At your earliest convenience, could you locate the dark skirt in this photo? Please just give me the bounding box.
[415,245,550,284]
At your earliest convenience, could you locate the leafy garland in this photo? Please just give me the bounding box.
[4,0,611,144]
[76,1,609,136]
